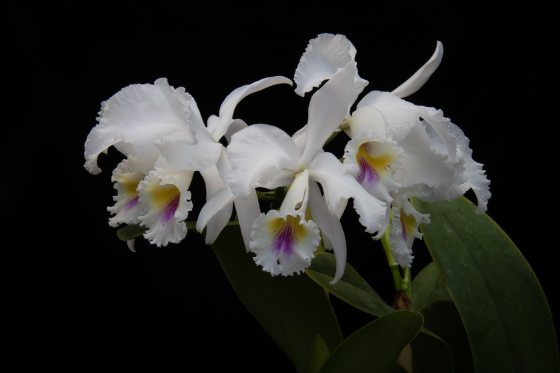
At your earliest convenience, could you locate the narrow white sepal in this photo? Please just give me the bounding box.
[391,41,444,98]
[212,76,292,141]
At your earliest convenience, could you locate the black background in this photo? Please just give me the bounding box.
[8,3,555,372]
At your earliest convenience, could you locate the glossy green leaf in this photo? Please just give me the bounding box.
[411,328,454,373]
[414,197,560,372]
[212,226,342,372]
[421,301,474,373]
[303,335,330,373]
[306,253,394,317]
[116,224,146,241]
[411,262,450,311]
[392,365,409,373]
[320,311,423,373]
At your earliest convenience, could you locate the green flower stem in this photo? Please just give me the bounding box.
[380,230,403,291]
[402,267,411,297]
[256,190,279,200]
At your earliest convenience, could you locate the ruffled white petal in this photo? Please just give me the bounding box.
[357,92,458,161]
[391,41,444,98]
[309,152,388,236]
[418,106,457,162]
[300,62,367,166]
[211,76,292,141]
[394,123,461,196]
[84,78,197,174]
[107,158,148,227]
[137,164,194,247]
[308,181,347,283]
[294,33,363,97]
[250,210,320,277]
[432,117,491,213]
[389,199,430,267]
[227,124,300,196]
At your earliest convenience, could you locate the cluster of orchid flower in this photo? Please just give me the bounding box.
[84,34,489,283]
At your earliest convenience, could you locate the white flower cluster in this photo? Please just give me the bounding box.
[85,34,490,283]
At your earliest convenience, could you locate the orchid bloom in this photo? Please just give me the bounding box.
[295,34,490,267]
[193,77,292,248]
[84,77,290,247]
[227,60,388,283]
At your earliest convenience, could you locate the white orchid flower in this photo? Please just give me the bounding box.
[227,61,388,283]
[84,78,221,246]
[85,77,290,247]
[194,78,293,248]
[295,33,490,267]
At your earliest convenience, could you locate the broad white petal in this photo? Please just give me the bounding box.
[205,198,233,245]
[197,166,235,244]
[389,199,430,267]
[137,165,194,247]
[294,33,363,96]
[357,91,420,141]
[158,132,223,172]
[292,124,308,154]
[347,106,388,141]
[308,181,347,283]
[300,62,367,166]
[107,157,147,227]
[227,124,299,196]
[279,170,309,216]
[309,152,388,236]
[212,76,292,141]
[391,41,444,98]
[233,191,260,251]
[250,210,320,277]
[84,78,196,174]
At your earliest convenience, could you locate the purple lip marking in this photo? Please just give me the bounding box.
[125,196,139,209]
[401,220,408,241]
[273,224,294,256]
[161,194,180,222]
[357,158,379,187]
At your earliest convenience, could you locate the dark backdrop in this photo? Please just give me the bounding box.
[8,3,554,372]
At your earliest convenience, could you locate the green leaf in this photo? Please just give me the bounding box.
[411,328,454,373]
[421,301,474,373]
[306,253,394,317]
[411,262,451,311]
[116,224,146,241]
[303,335,330,373]
[320,311,423,373]
[392,365,409,373]
[414,197,560,372]
[211,226,342,373]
